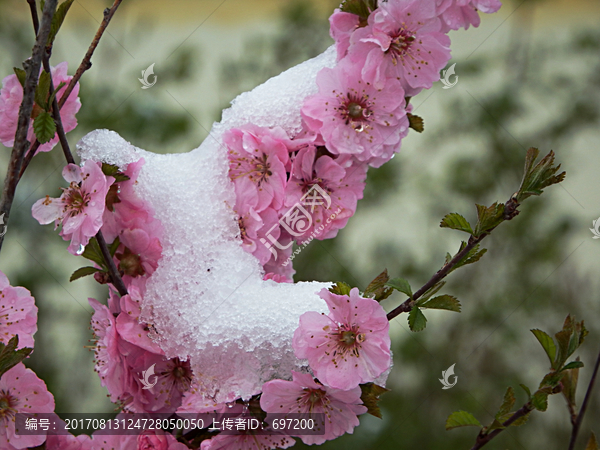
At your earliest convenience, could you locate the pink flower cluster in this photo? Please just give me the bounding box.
[0,62,81,152]
[227,0,500,280]
[225,125,367,281]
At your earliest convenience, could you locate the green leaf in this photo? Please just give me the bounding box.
[340,0,378,22]
[109,237,121,258]
[585,432,599,450]
[561,356,580,409]
[0,336,33,378]
[33,111,56,144]
[531,387,552,411]
[561,361,584,371]
[418,281,446,303]
[531,329,557,367]
[386,277,412,298]
[419,294,461,312]
[454,245,487,270]
[81,237,107,268]
[35,70,52,110]
[407,113,424,133]
[517,148,566,202]
[408,306,427,332]
[440,213,473,235]
[445,411,482,431]
[519,384,531,400]
[13,67,26,88]
[329,282,352,296]
[69,266,101,282]
[473,202,505,237]
[101,163,130,182]
[47,81,66,107]
[539,371,565,389]
[48,0,75,45]
[496,387,516,420]
[509,411,532,427]
[364,270,393,302]
[486,418,506,432]
[360,383,390,419]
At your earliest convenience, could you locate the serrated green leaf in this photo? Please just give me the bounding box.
[496,387,516,420]
[561,361,584,371]
[386,277,412,298]
[0,336,33,377]
[408,306,427,332]
[33,111,56,144]
[454,246,487,269]
[47,81,66,107]
[48,0,75,45]
[35,71,52,110]
[531,387,551,411]
[519,384,531,400]
[69,266,101,282]
[585,432,599,450]
[440,213,473,235]
[561,356,580,409]
[419,294,461,312]
[445,411,482,430]
[364,269,393,301]
[531,329,557,367]
[474,202,505,237]
[330,282,352,296]
[517,148,566,202]
[13,67,26,88]
[407,113,424,133]
[81,237,107,268]
[539,371,565,389]
[510,411,532,427]
[360,383,390,419]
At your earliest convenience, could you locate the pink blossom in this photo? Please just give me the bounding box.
[116,286,163,354]
[260,371,367,445]
[0,363,55,449]
[32,160,114,255]
[225,125,290,212]
[200,434,296,450]
[237,204,281,266]
[348,0,451,95]
[137,430,188,450]
[330,9,361,59]
[90,298,193,413]
[283,146,367,242]
[301,60,408,167]
[263,273,292,283]
[293,287,391,390]
[46,428,92,450]
[262,233,296,282]
[0,270,37,349]
[91,433,137,450]
[0,62,81,152]
[437,0,502,31]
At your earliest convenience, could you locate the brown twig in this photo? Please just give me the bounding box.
[567,345,600,450]
[96,231,128,296]
[57,0,124,110]
[0,0,57,252]
[19,0,125,178]
[469,402,534,450]
[27,0,39,35]
[386,197,520,321]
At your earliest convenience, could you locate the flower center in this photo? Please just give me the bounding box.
[388,29,416,64]
[340,94,373,133]
[348,102,364,119]
[341,331,357,345]
[63,183,90,214]
[0,390,18,420]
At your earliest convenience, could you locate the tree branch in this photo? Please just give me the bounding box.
[386,197,519,321]
[27,0,39,35]
[0,0,57,252]
[469,402,534,450]
[567,344,600,450]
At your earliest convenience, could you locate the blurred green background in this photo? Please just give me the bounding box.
[1,0,599,448]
